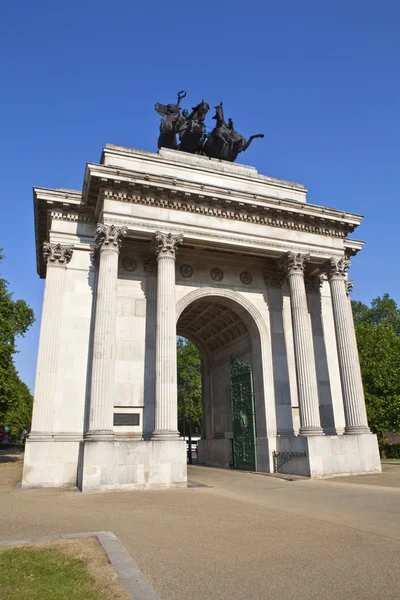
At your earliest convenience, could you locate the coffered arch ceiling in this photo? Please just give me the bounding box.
[177,300,249,354]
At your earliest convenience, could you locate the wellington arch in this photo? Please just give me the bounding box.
[22,145,381,491]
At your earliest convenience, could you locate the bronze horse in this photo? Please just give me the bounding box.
[177,100,210,154]
[203,102,264,162]
[154,90,187,150]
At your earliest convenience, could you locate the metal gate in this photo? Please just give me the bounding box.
[230,358,257,471]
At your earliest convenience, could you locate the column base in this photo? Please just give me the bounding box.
[22,437,81,489]
[85,430,115,441]
[277,429,295,437]
[27,432,54,442]
[276,433,381,477]
[299,427,324,436]
[344,425,370,435]
[151,430,180,441]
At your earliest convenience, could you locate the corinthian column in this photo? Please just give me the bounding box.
[86,223,127,439]
[142,254,158,437]
[280,252,323,436]
[326,257,369,434]
[152,231,183,439]
[30,243,74,439]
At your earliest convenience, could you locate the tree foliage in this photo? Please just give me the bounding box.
[352,294,400,443]
[177,338,202,436]
[0,250,35,438]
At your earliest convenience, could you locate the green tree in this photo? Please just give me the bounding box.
[352,294,400,444]
[0,250,35,438]
[177,338,202,436]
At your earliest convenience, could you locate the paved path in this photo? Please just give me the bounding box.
[1,461,400,600]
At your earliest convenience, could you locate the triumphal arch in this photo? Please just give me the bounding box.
[23,133,381,490]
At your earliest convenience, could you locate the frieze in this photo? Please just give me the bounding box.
[105,217,344,261]
[102,189,349,239]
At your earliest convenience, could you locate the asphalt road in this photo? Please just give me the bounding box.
[1,460,400,600]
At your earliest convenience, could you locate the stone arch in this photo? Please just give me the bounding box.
[176,287,277,472]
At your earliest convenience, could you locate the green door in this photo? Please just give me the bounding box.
[230,359,257,471]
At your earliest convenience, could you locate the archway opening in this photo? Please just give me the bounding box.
[177,336,203,464]
[177,295,266,471]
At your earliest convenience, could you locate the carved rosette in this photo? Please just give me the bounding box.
[279,252,310,277]
[325,257,350,281]
[142,254,158,273]
[95,223,127,252]
[43,243,74,267]
[152,231,184,260]
[305,275,323,293]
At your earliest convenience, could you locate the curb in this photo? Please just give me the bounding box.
[0,531,160,600]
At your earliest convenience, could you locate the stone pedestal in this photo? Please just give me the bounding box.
[80,439,187,492]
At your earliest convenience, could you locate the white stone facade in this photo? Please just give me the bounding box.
[22,145,381,491]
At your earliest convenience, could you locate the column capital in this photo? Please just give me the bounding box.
[264,260,284,288]
[96,223,127,251]
[325,256,350,281]
[152,231,183,260]
[345,280,354,296]
[43,243,74,267]
[142,254,158,273]
[305,274,323,293]
[279,251,309,276]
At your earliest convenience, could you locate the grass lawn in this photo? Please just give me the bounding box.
[0,538,128,600]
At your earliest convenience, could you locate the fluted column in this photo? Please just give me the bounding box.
[86,223,127,439]
[30,243,74,439]
[326,258,369,434]
[280,252,323,436]
[142,254,158,437]
[152,231,183,439]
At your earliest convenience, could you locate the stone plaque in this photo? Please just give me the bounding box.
[113,413,140,426]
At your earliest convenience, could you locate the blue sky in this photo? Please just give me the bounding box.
[1,0,399,390]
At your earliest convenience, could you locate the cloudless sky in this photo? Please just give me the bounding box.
[1,0,399,390]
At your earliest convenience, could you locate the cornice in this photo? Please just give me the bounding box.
[101,187,354,239]
[82,163,362,238]
[33,187,85,278]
